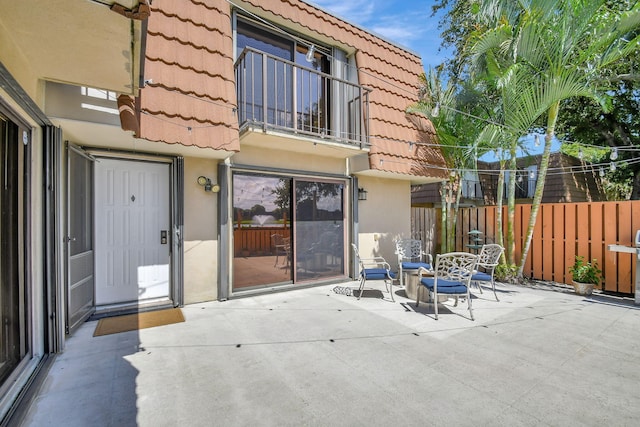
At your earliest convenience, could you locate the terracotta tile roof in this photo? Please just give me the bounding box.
[126,0,240,151]
[240,0,447,179]
[126,0,446,178]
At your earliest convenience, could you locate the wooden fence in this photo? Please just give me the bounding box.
[411,207,438,257]
[233,227,290,257]
[412,201,640,295]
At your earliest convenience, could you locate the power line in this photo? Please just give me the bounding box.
[143,0,639,176]
[224,0,423,97]
[139,111,240,150]
[144,1,640,161]
[374,154,640,177]
[147,83,238,112]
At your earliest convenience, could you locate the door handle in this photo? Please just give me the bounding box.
[174,226,182,248]
[160,230,168,245]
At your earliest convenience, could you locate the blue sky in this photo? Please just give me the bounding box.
[310,0,452,71]
[310,1,562,161]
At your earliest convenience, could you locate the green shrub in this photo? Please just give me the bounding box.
[569,256,601,285]
[495,263,519,283]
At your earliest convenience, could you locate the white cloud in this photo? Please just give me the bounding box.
[312,2,431,51]
[370,24,424,46]
[310,0,376,24]
[309,0,452,69]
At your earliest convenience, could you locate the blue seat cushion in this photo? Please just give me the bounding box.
[471,272,492,281]
[420,277,468,294]
[361,268,396,280]
[401,262,432,271]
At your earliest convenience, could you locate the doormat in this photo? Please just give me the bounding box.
[93,308,185,337]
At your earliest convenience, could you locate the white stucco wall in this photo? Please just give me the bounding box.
[356,176,412,270]
[183,157,219,303]
[232,145,347,176]
[0,30,42,104]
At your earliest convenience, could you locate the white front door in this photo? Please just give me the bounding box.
[94,158,171,306]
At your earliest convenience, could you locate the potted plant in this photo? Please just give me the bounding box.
[568,256,601,296]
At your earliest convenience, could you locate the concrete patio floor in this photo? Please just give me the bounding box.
[19,280,640,427]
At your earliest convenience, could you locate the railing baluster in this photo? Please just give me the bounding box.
[364,90,370,145]
[252,53,258,122]
[307,70,312,132]
[323,76,328,136]
[262,52,267,131]
[292,63,297,131]
[273,59,278,126]
[284,62,289,128]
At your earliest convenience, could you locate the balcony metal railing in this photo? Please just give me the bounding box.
[461,180,484,200]
[235,47,371,146]
[505,175,537,199]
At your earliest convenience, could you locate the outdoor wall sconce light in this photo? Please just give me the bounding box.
[197,176,220,193]
[358,188,368,201]
[305,44,316,62]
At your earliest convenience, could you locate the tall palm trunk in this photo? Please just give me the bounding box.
[439,176,461,253]
[445,178,456,251]
[440,181,448,253]
[518,100,560,277]
[451,176,463,251]
[495,163,506,263]
[506,147,517,265]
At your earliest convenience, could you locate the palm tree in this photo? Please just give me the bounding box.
[469,0,640,276]
[474,124,512,262]
[410,68,482,252]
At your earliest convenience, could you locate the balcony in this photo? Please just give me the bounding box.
[235,47,371,150]
[461,180,484,200]
[506,175,537,199]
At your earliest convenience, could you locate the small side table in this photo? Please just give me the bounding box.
[405,269,447,302]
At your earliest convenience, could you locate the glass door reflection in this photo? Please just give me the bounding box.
[232,173,346,291]
[232,174,292,289]
[294,180,344,282]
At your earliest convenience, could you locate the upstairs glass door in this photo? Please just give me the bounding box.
[235,17,331,134]
[236,19,294,128]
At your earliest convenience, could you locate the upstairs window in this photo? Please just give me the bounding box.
[80,87,118,101]
[236,19,330,73]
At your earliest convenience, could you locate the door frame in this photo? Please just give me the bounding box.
[65,142,97,334]
[225,164,352,297]
[291,177,347,284]
[64,149,183,328]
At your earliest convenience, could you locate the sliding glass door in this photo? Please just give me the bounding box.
[293,180,344,282]
[0,113,29,389]
[232,173,345,291]
[232,174,292,289]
